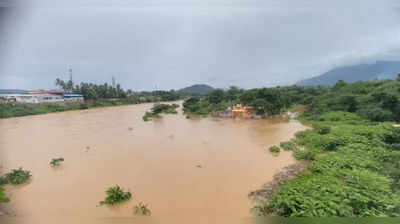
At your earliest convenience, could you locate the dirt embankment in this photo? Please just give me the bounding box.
[248,163,308,204]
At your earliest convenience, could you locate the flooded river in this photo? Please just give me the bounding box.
[0,102,306,222]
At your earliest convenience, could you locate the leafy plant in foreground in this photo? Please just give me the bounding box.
[99,185,132,206]
[133,202,151,216]
[5,168,31,185]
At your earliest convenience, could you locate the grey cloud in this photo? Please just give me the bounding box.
[1,0,400,90]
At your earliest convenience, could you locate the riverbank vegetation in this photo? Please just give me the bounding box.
[0,78,189,119]
[183,85,328,117]
[247,78,400,217]
[0,168,31,206]
[143,103,179,121]
[1,168,31,185]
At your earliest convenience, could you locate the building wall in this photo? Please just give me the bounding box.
[0,94,64,103]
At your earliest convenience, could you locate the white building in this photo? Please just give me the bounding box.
[0,94,64,103]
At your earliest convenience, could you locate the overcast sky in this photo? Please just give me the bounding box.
[0,0,400,91]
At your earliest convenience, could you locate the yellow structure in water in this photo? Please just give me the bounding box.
[232,104,255,119]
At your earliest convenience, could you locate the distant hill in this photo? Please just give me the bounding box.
[297,61,400,86]
[178,84,214,95]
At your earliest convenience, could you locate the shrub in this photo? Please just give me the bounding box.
[143,103,178,121]
[293,148,318,160]
[0,187,9,203]
[315,125,331,135]
[280,141,297,151]
[0,176,8,185]
[321,136,346,151]
[142,112,153,121]
[269,146,280,153]
[99,185,132,206]
[5,168,31,185]
[318,112,363,122]
[133,202,151,216]
[50,158,64,167]
[254,171,400,217]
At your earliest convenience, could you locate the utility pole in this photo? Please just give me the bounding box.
[112,76,116,88]
[68,67,73,92]
[69,67,73,84]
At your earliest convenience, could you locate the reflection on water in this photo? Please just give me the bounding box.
[0,102,307,221]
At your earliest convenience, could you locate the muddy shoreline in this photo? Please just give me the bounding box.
[248,163,308,204]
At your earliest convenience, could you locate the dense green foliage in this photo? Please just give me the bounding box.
[183,85,328,117]
[254,111,400,217]
[56,78,185,101]
[280,141,298,151]
[184,79,400,122]
[133,202,152,216]
[99,185,132,206]
[305,79,400,122]
[236,79,400,217]
[3,168,31,185]
[142,103,179,121]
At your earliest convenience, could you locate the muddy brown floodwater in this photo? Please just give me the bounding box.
[0,102,307,223]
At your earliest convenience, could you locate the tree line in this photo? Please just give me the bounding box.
[55,78,183,102]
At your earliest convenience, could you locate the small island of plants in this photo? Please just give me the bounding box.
[133,202,152,216]
[99,185,132,206]
[50,158,64,167]
[0,167,32,206]
[143,103,179,121]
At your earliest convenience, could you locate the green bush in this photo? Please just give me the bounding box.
[318,112,364,122]
[133,202,152,216]
[0,176,8,185]
[5,168,31,185]
[255,109,400,217]
[293,148,318,160]
[50,158,64,167]
[280,141,297,151]
[269,146,280,153]
[99,185,132,206]
[0,187,9,203]
[143,103,179,121]
[315,124,331,135]
[254,171,400,217]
